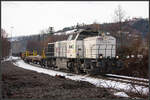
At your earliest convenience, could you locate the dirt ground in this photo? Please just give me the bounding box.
[1,61,125,99]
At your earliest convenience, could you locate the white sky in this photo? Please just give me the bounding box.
[1,1,149,37]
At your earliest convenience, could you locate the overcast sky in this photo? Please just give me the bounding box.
[2,1,149,37]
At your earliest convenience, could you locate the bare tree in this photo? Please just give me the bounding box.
[26,40,43,54]
[1,29,11,58]
[46,27,54,35]
[113,5,126,55]
[92,21,100,32]
[113,5,125,23]
[40,30,46,35]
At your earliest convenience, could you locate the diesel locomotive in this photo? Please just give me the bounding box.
[23,29,124,74]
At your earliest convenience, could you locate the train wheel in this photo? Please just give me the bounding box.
[74,63,80,74]
[67,62,73,72]
[27,60,29,64]
[74,66,80,74]
[45,60,48,68]
[85,69,90,74]
[40,61,43,67]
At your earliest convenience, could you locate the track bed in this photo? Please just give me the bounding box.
[29,61,149,87]
[2,61,121,99]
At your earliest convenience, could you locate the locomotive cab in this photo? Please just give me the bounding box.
[67,29,99,59]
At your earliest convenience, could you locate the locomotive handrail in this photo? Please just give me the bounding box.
[46,43,115,58]
[111,45,113,58]
[105,44,107,57]
[98,44,101,58]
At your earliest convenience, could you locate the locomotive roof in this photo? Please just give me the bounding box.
[84,35,115,40]
[79,30,99,36]
[69,29,99,35]
[66,29,105,41]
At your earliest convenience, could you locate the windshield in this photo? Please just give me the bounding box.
[67,34,77,40]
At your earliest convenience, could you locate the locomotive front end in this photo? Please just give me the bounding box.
[83,33,123,74]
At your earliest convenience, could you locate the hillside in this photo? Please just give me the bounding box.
[129,18,149,37]
[10,18,149,55]
[55,18,149,38]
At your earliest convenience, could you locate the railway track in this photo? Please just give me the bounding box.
[97,75,149,87]
[105,74,149,82]
[27,62,149,87]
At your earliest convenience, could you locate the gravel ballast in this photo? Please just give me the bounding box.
[2,61,126,99]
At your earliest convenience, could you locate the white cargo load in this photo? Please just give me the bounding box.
[84,36,116,58]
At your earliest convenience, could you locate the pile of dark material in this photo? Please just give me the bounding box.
[2,61,123,99]
[113,55,148,79]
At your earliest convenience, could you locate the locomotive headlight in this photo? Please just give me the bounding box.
[131,55,134,58]
[100,56,103,59]
[126,56,130,58]
[116,56,119,59]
